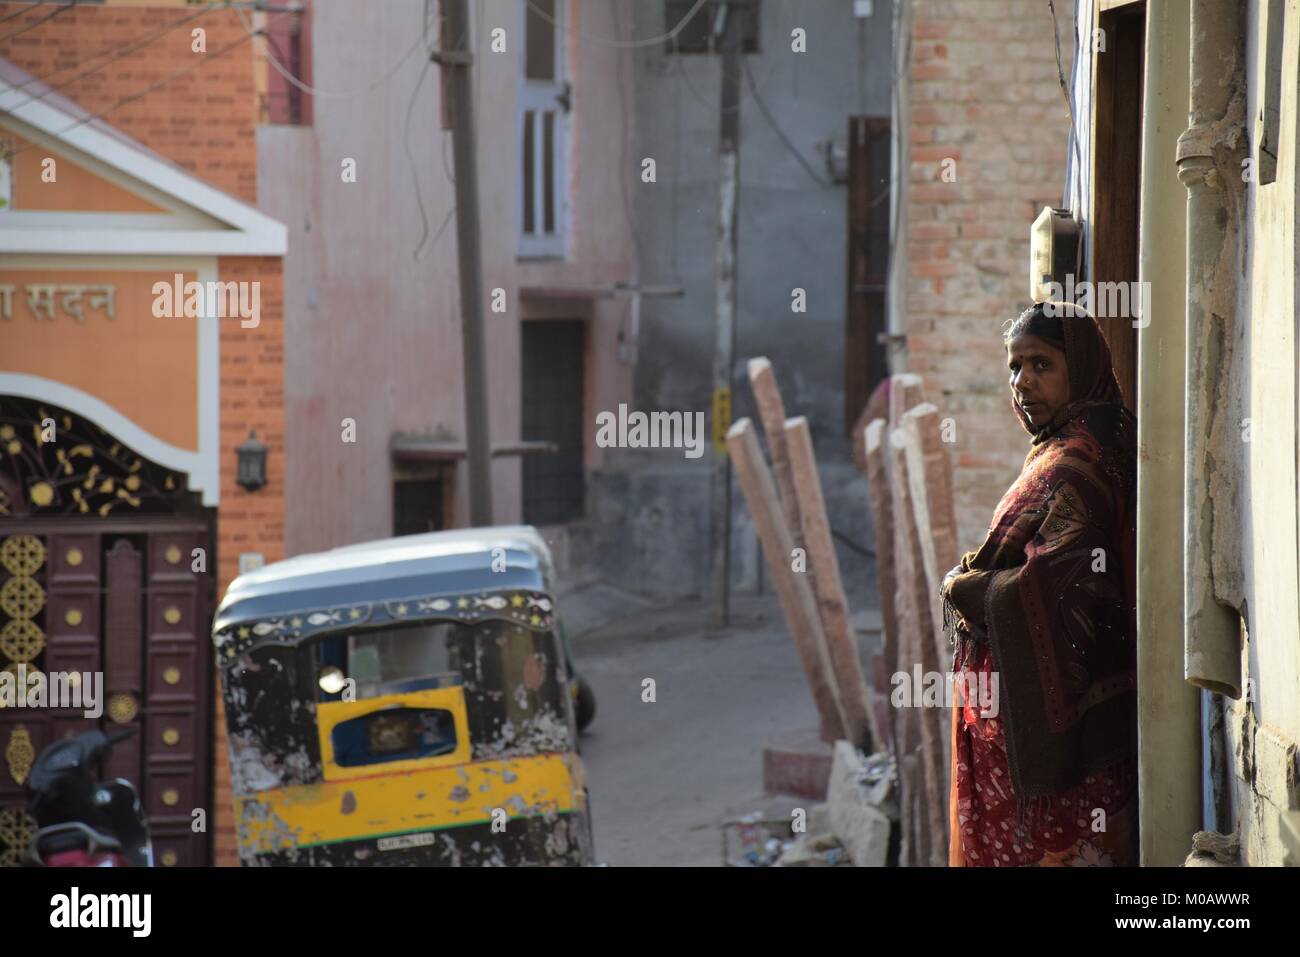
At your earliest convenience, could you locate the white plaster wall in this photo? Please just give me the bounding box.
[257,0,633,555]
[1225,0,1300,866]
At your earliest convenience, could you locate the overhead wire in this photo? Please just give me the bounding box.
[0,0,77,44]
[1,3,227,111]
[1048,0,1083,215]
[0,0,49,28]
[524,0,709,50]
[6,28,257,157]
[741,54,830,188]
[234,4,425,98]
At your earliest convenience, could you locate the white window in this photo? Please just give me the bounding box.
[518,0,569,258]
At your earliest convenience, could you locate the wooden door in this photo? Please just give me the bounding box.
[846,115,891,432]
[0,398,214,867]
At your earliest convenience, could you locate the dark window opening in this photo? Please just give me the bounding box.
[525,0,557,81]
[543,110,556,233]
[264,5,313,126]
[393,476,445,537]
[522,110,536,234]
[665,0,760,55]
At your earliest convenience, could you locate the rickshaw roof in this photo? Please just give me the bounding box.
[213,525,557,634]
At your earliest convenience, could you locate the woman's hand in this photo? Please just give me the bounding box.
[942,559,988,640]
[941,562,964,597]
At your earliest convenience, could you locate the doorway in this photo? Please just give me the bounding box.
[521,319,586,526]
[0,397,215,867]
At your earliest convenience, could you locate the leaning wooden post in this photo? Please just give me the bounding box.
[901,403,961,674]
[890,427,950,867]
[864,419,901,757]
[726,419,848,742]
[890,373,926,425]
[887,429,927,866]
[784,416,877,752]
[747,357,803,545]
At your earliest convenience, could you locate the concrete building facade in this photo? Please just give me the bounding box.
[257,0,636,572]
[1065,0,1300,867]
[592,0,895,601]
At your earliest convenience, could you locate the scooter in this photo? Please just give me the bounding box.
[25,728,153,867]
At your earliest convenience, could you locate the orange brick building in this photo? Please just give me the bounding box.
[893,0,1075,551]
[0,2,284,866]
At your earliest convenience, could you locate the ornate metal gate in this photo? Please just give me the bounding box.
[0,397,214,866]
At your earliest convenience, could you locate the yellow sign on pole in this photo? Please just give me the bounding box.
[712,387,732,455]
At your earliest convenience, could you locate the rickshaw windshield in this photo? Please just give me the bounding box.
[317,622,462,701]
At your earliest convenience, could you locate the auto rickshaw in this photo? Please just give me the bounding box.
[211,526,595,866]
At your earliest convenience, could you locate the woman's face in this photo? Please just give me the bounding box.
[1007,333,1069,429]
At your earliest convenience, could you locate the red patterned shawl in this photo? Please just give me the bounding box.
[942,310,1138,803]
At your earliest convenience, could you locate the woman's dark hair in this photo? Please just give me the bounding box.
[1002,302,1066,350]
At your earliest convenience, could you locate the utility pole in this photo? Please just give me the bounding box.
[710,2,742,628]
[436,0,493,526]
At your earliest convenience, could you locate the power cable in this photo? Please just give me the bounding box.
[524,0,708,50]
[404,57,436,260]
[234,5,424,98]
[6,29,256,157]
[2,3,227,112]
[0,1,48,28]
[741,54,830,188]
[0,0,77,44]
[1048,0,1082,214]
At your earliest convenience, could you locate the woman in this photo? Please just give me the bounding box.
[941,301,1139,867]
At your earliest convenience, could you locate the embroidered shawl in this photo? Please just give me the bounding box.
[942,309,1138,800]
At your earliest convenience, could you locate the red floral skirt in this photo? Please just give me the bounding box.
[949,638,1138,867]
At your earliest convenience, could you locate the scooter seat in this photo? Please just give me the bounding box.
[32,821,121,860]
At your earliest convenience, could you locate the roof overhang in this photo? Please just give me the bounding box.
[0,64,286,256]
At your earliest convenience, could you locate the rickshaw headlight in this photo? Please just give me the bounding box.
[318,666,347,695]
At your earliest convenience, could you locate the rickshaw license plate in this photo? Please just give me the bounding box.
[377,832,437,852]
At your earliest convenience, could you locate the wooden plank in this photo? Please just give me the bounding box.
[887,430,926,866]
[726,419,848,742]
[889,428,949,866]
[901,404,960,799]
[784,415,877,752]
[889,373,925,427]
[746,357,803,544]
[864,419,900,757]
[900,403,961,671]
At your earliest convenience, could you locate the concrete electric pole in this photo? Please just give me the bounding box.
[710,1,743,627]
[436,0,494,526]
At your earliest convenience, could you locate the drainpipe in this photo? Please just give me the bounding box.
[1136,0,1199,867]
[1175,0,1246,699]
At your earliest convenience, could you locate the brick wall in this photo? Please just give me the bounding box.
[903,0,1075,551]
[214,255,285,867]
[1,4,281,865]
[0,2,259,203]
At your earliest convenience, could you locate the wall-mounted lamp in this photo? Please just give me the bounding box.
[236,431,268,492]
